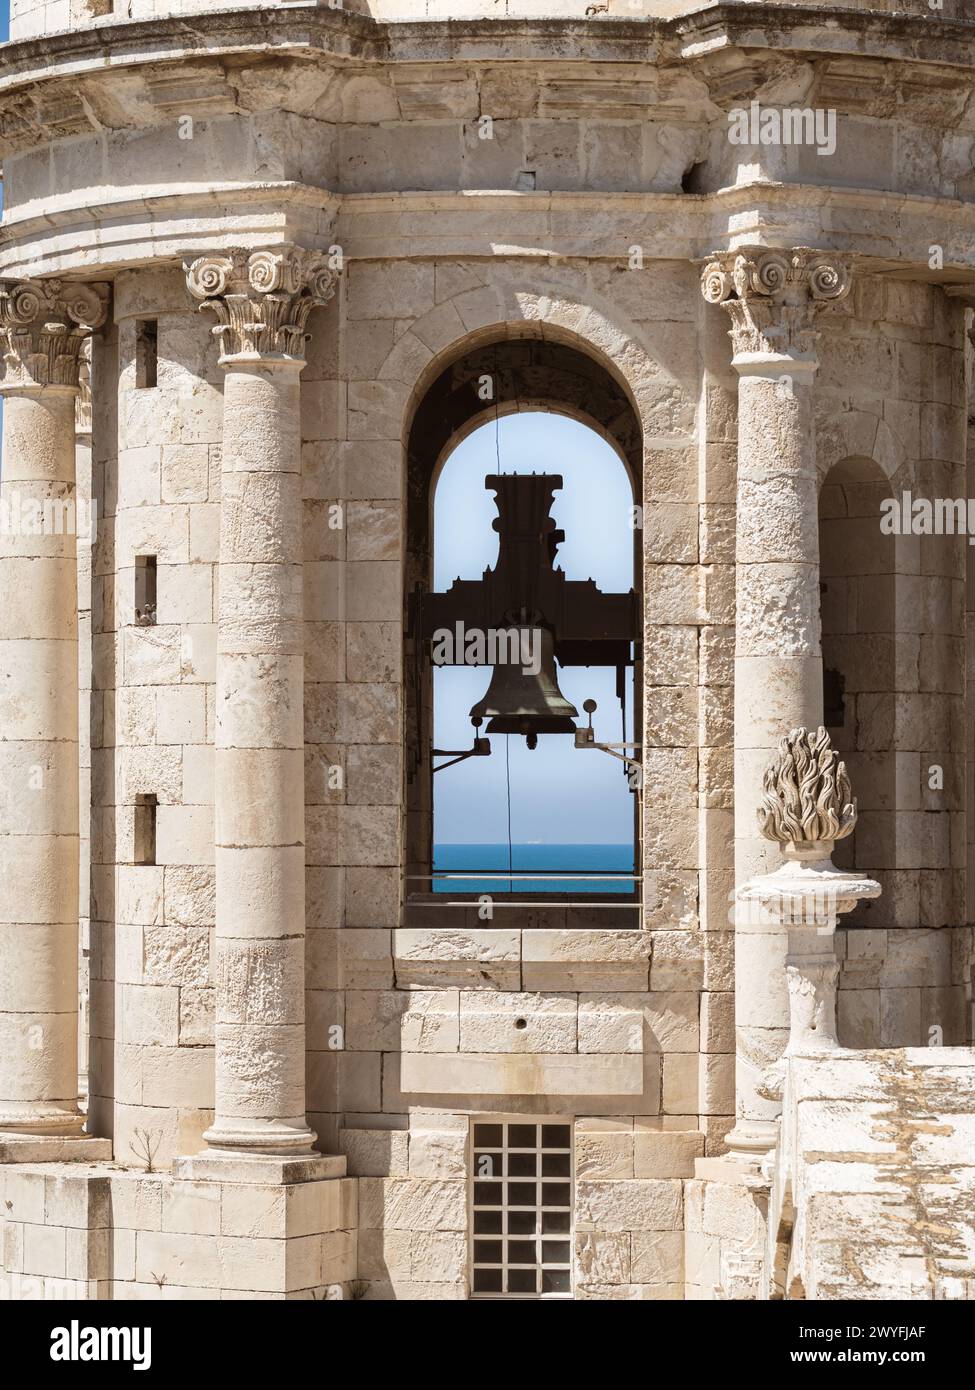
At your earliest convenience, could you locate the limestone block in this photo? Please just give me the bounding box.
[322,1228,357,1286]
[155,806,215,867]
[648,932,704,991]
[575,1130,634,1179]
[458,991,577,1053]
[698,1053,734,1116]
[142,1045,213,1109]
[179,988,215,1047]
[116,861,165,928]
[408,1130,468,1180]
[662,1055,698,1115]
[156,687,207,745]
[122,626,182,685]
[346,866,399,927]
[161,1181,221,1237]
[683,1231,721,1288]
[394,928,520,989]
[339,1127,410,1177]
[401,1051,643,1097]
[180,625,217,684]
[345,743,400,807]
[337,929,395,990]
[356,1228,411,1282]
[110,1175,165,1233]
[701,1181,767,1246]
[161,444,210,505]
[633,1130,703,1178]
[346,262,435,320]
[143,925,209,988]
[182,744,215,807]
[522,930,651,991]
[631,1230,684,1284]
[578,992,697,1054]
[411,1231,466,1285]
[699,992,734,1055]
[644,625,698,686]
[120,984,179,1047]
[163,865,215,927]
[576,1180,682,1233]
[23,1224,67,1279]
[358,1178,466,1233]
[575,1232,631,1285]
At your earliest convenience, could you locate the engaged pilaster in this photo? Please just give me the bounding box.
[701,247,853,1159]
[0,277,110,1154]
[184,247,337,1157]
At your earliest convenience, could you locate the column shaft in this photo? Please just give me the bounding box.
[0,279,106,1140]
[208,362,312,1154]
[0,390,84,1132]
[734,368,823,1148]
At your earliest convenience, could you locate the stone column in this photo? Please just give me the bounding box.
[701,248,853,1159]
[0,278,109,1148]
[185,248,336,1156]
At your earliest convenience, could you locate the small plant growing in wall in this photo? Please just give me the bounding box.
[128,1127,163,1173]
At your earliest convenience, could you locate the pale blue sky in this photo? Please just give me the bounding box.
[434,413,636,846]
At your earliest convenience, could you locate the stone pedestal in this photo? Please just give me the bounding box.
[0,279,108,1154]
[736,844,881,1090]
[701,249,852,1158]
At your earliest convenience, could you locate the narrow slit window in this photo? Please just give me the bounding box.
[135,319,158,389]
[470,1119,573,1298]
[134,794,158,867]
[135,555,157,626]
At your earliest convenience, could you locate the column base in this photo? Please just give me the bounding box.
[0,1133,112,1164]
[201,1117,318,1158]
[722,1118,779,1163]
[174,1151,346,1184]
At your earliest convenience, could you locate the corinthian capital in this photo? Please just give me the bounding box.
[0,279,109,390]
[184,246,338,364]
[701,247,852,365]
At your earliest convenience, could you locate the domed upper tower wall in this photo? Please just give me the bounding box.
[9,0,967,45]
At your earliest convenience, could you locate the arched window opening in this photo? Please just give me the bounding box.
[819,456,895,926]
[431,414,636,894]
[404,337,643,917]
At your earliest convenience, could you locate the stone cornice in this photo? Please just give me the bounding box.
[6,182,975,285]
[184,245,338,364]
[1,5,975,160]
[0,278,109,390]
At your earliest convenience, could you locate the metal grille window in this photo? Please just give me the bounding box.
[470,1120,573,1298]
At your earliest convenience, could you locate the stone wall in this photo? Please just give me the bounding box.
[2,0,975,1303]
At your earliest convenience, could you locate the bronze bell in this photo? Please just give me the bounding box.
[469,624,578,750]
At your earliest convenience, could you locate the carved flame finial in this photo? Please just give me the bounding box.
[757,726,857,846]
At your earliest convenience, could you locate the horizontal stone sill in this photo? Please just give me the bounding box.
[400,1051,643,1095]
[393,926,653,989]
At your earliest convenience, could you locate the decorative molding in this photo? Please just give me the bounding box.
[184,246,338,363]
[757,725,857,847]
[0,279,108,390]
[701,247,852,361]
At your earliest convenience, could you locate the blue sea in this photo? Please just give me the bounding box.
[432,843,635,895]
